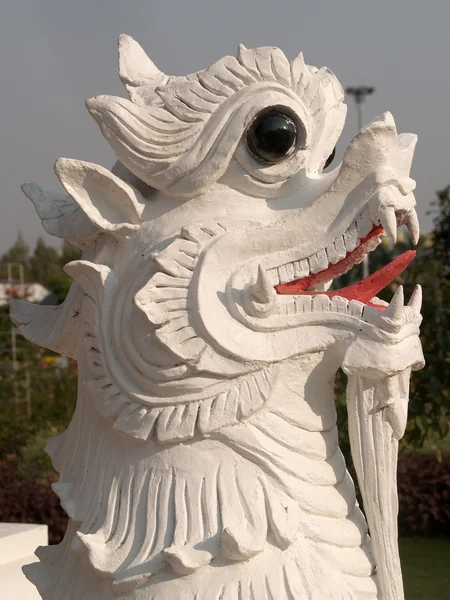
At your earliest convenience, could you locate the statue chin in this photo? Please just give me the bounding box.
[16,34,423,600]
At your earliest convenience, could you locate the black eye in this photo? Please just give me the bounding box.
[247,108,301,163]
[324,147,336,169]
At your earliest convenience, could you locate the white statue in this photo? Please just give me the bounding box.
[14,36,424,600]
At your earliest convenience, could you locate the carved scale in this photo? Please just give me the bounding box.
[14,36,424,599]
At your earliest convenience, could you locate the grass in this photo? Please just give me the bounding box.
[400,538,450,599]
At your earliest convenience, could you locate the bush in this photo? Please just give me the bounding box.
[398,454,450,536]
[0,456,68,544]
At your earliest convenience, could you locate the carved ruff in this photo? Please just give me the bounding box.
[26,353,378,600]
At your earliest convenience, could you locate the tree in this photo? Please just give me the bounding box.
[29,237,61,287]
[0,233,31,281]
[404,188,450,452]
[1,235,81,305]
[60,240,81,267]
[28,237,81,304]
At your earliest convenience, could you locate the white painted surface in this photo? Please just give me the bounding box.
[13,36,424,600]
[0,523,47,599]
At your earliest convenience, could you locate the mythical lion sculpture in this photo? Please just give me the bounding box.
[14,36,424,600]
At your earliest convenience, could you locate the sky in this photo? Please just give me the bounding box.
[1,0,449,254]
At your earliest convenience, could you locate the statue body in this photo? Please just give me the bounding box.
[14,37,424,600]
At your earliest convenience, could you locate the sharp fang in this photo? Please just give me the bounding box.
[405,209,420,245]
[383,285,404,320]
[379,207,397,244]
[407,284,422,313]
[252,265,276,304]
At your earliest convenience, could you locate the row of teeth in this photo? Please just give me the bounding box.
[267,209,377,286]
[277,285,422,330]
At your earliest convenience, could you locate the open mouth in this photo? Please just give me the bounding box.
[275,226,416,311]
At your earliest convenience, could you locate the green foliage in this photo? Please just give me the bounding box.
[0,342,77,466]
[400,538,450,599]
[398,454,450,536]
[0,235,80,465]
[0,456,68,544]
[0,235,81,305]
[405,190,450,450]
[0,232,30,270]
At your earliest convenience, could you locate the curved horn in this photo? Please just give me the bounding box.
[118,34,166,87]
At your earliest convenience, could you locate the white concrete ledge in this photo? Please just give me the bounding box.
[0,523,48,599]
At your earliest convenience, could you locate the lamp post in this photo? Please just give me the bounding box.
[346,86,375,279]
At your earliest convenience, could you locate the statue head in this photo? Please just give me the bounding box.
[16,36,423,438]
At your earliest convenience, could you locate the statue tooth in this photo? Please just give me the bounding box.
[312,295,331,312]
[334,236,347,261]
[252,265,276,304]
[303,296,312,312]
[294,296,312,313]
[326,243,339,265]
[287,299,299,315]
[365,234,383,253]
[278,263,295,284]
[309,249,327,274]
[286,263,295,280]
[266,268,280,286]
[405,208,420,245]
[407,284,422,314]
[348,300,365,317]
[378,207,397,244]
[308,253,320,274]
[277,266,286,284]
[315,249,329,271]
[331,296,349,314]
[343,222,359,252]
[294,296,304,313]
[356,209,373,238]
[293,259,309,278]
[361,305,380,326]
[383,285,404,321]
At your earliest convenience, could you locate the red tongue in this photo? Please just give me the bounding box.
[276,250,416,306]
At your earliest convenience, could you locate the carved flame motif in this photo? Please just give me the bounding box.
[14,36,424,600]
[87,38,344,197]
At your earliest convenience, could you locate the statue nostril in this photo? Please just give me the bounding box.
[324,147,336,170]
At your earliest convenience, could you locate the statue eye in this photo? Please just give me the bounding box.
[324,147,336,169]
[247,108,302,163]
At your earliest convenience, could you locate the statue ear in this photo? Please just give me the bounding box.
[54,159,145,236]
